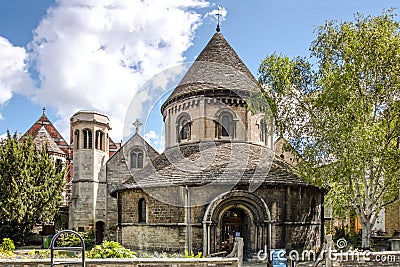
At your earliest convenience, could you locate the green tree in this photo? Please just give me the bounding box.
[257,11,400,249]
[0,132,66,244]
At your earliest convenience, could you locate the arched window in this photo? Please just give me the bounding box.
[177,114,191,143]
[83,129,92,149]
[130,148,144,169]
[216,112,234,138]
[138,198,146,223]
[95,130,104,151]
[74,130,80,150]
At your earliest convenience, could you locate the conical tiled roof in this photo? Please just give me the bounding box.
[162,32,260,110]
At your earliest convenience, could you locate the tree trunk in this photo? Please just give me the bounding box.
[361,221,371,249]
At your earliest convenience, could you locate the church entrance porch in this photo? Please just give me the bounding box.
[203,190,272,260]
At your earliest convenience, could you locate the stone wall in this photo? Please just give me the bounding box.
[119,184,323,254]
[253,184,323,250]
[105,133,159,240]
[162,96,273,149]
[385,200,400,236]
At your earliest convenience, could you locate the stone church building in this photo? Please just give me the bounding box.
[66,28,326,258]
[19,23,400,255]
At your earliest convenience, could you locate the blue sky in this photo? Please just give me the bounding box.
[0,0,397,150]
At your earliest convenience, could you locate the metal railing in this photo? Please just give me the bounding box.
[50,230,85,267]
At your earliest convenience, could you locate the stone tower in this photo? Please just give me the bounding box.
[69,110,111,240]
[161,32,274,150]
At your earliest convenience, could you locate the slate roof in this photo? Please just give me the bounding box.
[111,142,319,195]
[162,32,260,111]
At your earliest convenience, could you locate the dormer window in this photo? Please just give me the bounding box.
[130,148,144,169]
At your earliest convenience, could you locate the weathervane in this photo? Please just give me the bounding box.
[216,4,221,32]
[133,119,143,134]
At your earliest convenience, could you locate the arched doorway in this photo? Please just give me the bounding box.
[221,208,249,255]
[95,221,105,244]
[203,190,272,260]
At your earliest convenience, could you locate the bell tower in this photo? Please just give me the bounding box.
[69,110,111,232]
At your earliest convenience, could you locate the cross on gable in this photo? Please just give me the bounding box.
[133,119,143,134]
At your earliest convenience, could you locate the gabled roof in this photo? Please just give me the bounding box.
[162,31,260,111]
[22,109,69,155]
[33,126,66,155]
[107,132,160,163]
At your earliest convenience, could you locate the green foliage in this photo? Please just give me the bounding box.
[258,10,400,249]
[56,231,95,250]
[184,250,203,258]
[333,227,361,249]
[0,238,15,257]
[86,240,136,259]
[28,249,62,259]
[0,132,66,244]
[1,238,15,252]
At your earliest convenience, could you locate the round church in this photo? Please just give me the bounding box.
[68,28,324,260]
[109,30,324,258]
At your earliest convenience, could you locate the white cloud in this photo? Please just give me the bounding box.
[144,130,164,152]
[29,0,210,141]
[205,4,227,23]
[0,36,34,118]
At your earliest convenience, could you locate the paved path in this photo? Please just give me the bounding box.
[243,261,315,267]
[243,263,267,267]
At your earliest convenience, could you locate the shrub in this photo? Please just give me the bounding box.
[0,238,15,257]
[27,249,65,259]
[1,238,15,252]
[86,240,136,259]
[56,231,95,250]
[332,226,361,249]
[184,250,203,258]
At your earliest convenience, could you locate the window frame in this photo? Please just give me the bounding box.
[138,198,147,223]
[95,130,104,151]
[216,111,235,139]
[83,128,93,149]
[74,129,80,150]
[177,113,191,143]
[130,148,144,169]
